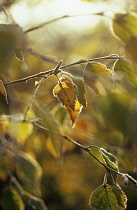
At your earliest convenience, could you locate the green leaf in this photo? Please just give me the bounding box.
[113,58,137,87]
[99,90,131,134]
[24,194,47,210]
[53,105,68,125]
[15,152,42,195]
[83,62,112,95]
[112,13,137,43]
[89,184,127,210]
[100,148,119,184]
[15,152,42,183]
[0,188,24,210]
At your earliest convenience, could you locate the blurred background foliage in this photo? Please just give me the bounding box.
[0,0,137,209]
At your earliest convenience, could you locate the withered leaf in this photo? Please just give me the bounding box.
[53,76,78,110]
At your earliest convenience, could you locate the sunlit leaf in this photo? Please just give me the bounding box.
[84,62,112,95]
[89,184,127,210]
[60,72,87,108]
[0,80,8,103]
[67,98,83,126]
[53,76,78,110]
[100,148,119,184]
[112,13,137,42]
[0,188,24,210]
[113,58,137,86]
[24,194,47,210]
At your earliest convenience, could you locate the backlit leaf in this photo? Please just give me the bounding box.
[89,184,127,210]
[100,148,119,184]
[0,80,8,103]
[113,58,137,87]
[53,76,78,110]
[60,72,87,108]
[67,98,83,126]
[83,62,112,94]
[112,13,137,42]
[0,188,24,210]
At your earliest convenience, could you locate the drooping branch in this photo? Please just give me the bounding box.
[4,54,123,86]
[24,12,105,34]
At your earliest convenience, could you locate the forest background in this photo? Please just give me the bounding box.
[0,0,137,209]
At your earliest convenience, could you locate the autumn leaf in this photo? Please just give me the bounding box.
[89,184,127,210]
[60,72,87,108]
[53,76,78,110]
[0,80,8,103]
[67,98,83,126]
[112,13,137,43]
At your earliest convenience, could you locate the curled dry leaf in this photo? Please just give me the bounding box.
[53,75,85,125]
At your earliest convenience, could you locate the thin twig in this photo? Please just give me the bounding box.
[24,12,104,34]
[23,78,46,120]
[0,0,12,11]
[4,54,123,86]
[33,121,123,177]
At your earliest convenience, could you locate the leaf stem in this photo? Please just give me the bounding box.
[4,54,123,86]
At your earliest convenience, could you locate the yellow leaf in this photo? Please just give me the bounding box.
[53,78,78,110]
[67,98,83,126]
[113,13,137,43]
[0,80,8,103]
[8,122,33,144]
[45,137,61,159]
[60,75,72,83]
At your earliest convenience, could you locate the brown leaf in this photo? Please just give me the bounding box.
[53,76,78,110]
[0,80,8,103]
[67,98,83,126]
